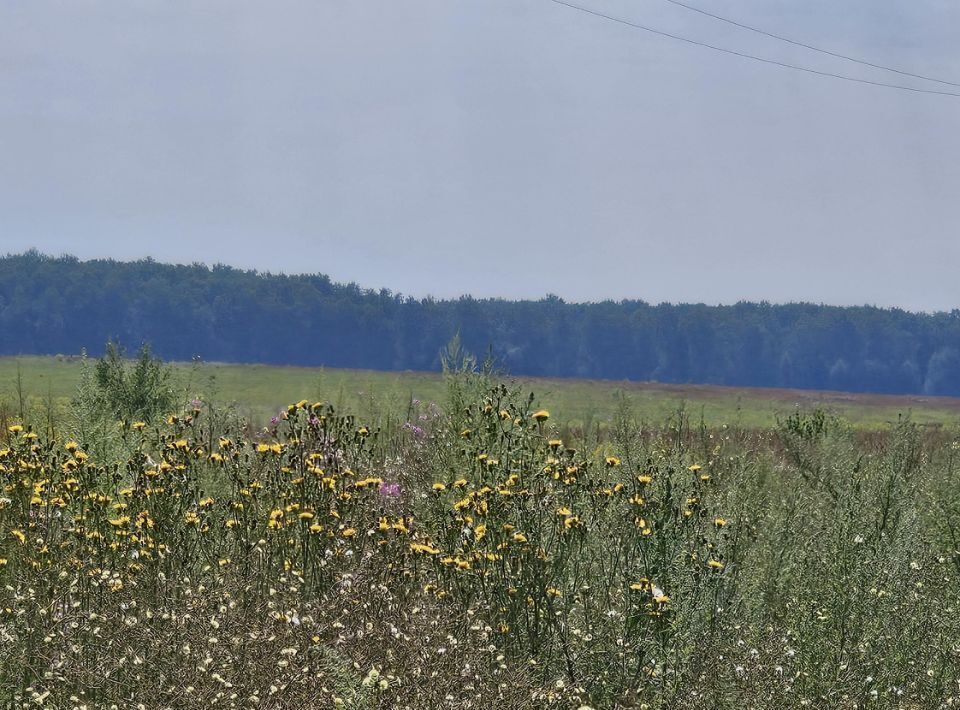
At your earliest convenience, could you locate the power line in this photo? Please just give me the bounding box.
[660,0,960,89]
[545,0,960,98]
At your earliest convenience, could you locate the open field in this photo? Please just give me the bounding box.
[2,365,959,707]
[1,355,960,430]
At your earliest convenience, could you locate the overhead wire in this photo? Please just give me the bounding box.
[545,0,960,98]
[659,0,960,89]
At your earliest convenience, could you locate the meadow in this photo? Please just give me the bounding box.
[0,350,959,708]
[2,355,960,432]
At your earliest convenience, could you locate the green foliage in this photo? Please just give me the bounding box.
[68,350,123,463]
[66,343,176,464]
[440,333,499,432]
[780,407,831,440]
[93,341,175,424]
[1,370,959,707]
[3,252,960,395]
[3,355,960,437]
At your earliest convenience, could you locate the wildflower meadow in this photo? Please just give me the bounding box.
[1,352,959,708]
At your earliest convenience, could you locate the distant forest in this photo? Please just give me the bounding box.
[2,251,959,396]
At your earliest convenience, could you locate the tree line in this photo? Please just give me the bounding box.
[2,251,959,395]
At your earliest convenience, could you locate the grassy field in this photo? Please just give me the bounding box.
[3,366,960,707]
[1,355,959,430]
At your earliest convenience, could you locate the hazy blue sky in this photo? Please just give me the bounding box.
[1,1,958,310]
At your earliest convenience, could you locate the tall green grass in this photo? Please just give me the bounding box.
[0,355,958,432]
[0,365,958,707]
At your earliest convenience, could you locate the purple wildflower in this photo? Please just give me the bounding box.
[379,482,402,498]
[402,422,426,439]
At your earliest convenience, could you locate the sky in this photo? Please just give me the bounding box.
[1,0,958,311]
